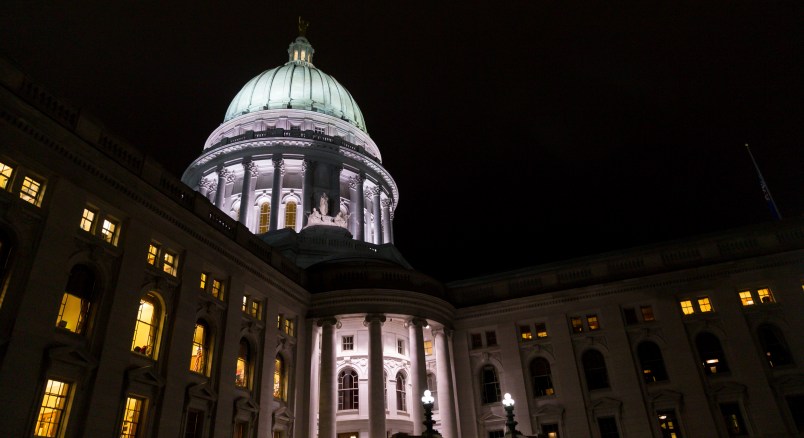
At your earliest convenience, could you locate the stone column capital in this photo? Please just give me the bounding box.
[243,159,259,177]
[316,317,340,329]
[363,314,386,327]
[431,326,452,338]
[381,198,393,208]
[405,317,429,329]
[348,174,364,189]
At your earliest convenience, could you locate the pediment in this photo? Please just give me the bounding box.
[126,365,165,388]
[235,397,259,413]
[188,382,217,401]
[590,397,622,413]
[477,410,505,422]
[710,381,747,398]
[47,345,98,369]
[533,403,564,416]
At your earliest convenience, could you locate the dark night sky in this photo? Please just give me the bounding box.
[2,2,802,282]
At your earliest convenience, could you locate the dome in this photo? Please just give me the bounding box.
[223,36,368,132]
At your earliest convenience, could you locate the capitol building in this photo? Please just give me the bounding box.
[0,23,803,438]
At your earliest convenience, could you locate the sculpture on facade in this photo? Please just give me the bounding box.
[307,192,349,229]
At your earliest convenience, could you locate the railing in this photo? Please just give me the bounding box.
[211,128,378,161]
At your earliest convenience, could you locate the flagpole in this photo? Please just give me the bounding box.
[745,143,782,220]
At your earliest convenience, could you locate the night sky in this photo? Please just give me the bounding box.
[2,2,802,282]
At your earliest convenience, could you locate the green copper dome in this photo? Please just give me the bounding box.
[223,36,367,132]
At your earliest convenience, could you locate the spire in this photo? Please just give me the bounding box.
[287,17,315,65]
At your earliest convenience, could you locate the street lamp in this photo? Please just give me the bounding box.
[502,393,522,437]
[421,390,439,437]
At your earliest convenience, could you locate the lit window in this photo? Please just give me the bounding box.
[120,396,144,438]
[79,208,96,232]
[582,349,610,390]
[131,293,163,358]
[698,297,713,312]
[250,299,262,320]
[56,265,95,334]
[274,355,285,400]
[211,279,224,300]
[424,340,433,355]
[397,339,405,354]
[0,161,13,190]
[258,203,270,233]
[757,288,775,304]
[199,273,208,292]
[190,322,208,374]
[147,244,159,266]
[657,410,680,438]
[20,175,44,205]
[235,339,251,388]
[587,315,600,331]
[679,300,694,315]
[471,333,483,349]
[284,201,297,229]
[739,291,754,306]
[571,317,584,333]
[640,306,655,321]
[242,295,248,313]
[485,331,497,347]
[162,250,178,276]
[35,379,71,437]
[520,325,533,340]
[342,335,354,351]
[100,218,119,245]
[284,318,294,336]
[276,314,282,329]
[535,322,548,338]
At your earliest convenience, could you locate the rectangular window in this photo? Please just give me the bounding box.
[488,431,505,438]
[739,291,754,306]
[786,394,804,432]
[587,315,600,331]
[35,379,71,438]
[0,161,13,190]
[20,175,43,205]
[79,208,96,232]
[397,339,405,354]
[120,396,144,438]
[698,297,713,312]
[162,250,178,276]
[199,273,208,292]
[520,325,533,340]
[571,317,584,333]
[100,218,120,245]
[471,333,483,349]
[56,293,89,334]
[342,335,354,351]
[535,322,548,338]
[185,409,204,438]
[541,424,559,438]
[424,340,433,355]
[597,417,620,438]
[233,421,248,438]
[719,402,747,436]
[485,331,497,346]
[242,295,248,313]
[284,318,294,336]
[757,288,774,304]
[640,305,655,321]
[147,244,159,266]
[657,409,681,438]
[250,299,262,320]
[623,307,639,325]
[277,314,282,329]
[211,279,224,300]
[679,300,694,315]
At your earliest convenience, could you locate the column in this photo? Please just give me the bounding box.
[198,178,212,197]
[317,318,338,438]
[408,318,428,435]
[381,198,393,244]
[331,165,343,215]
[239,159,258,229]
[348,175,364,239]
[302,159,314,227]
[365,314,387,438]
[269,156,284,231]
[215,166,232,209]
[433,327,458,438]
[368,186,382,244]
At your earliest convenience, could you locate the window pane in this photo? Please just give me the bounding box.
[132,295,159,357]
[480,366,500,404]
[101,218,119,245]
[719,403,747,436]
[147,244,159,265]
[284,201,297,229]
[485,331,497,347]
[235,340,250,388]
[680,300,694,315]
[471,333,483,349]
[36,379,71,437]
[190,323,206,374]
[79,208,96,232]
[738,291,754,306]
[757,288,774,303]
[274,356,284,399]
[587,315,600,331]
[424,340,433,355]
[571,317,584,333]
[0,162,13,190]
[640,306,655,321]
[698,297,713,312]
[258,203,270,233]
[535,322,548,338]
[56,293,90,334]
[582,350,610,390]
[20,176,43,205]
[623,307,638,325]
[638,341,669,383]
[520,325,532,340]
[657,409,682,438]
[597,417,620,438]
[120,396,144,438]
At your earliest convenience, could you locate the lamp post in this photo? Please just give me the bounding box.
[502,393,522,437]
[421,390,439,437]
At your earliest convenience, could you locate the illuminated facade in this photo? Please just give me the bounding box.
[1,27,804,438]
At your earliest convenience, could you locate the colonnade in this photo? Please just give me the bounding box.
[315,315,457,438]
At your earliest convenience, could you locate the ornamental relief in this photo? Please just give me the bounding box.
[337,357,368,375]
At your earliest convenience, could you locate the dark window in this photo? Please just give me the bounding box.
[488,431,504,438]
[719,402,748,436]
[395,372,407,411]
[480,365,501,404]
[696,332,730,375]
[485,331,497,347]
[471,333,483,349]
[338,368,359,410]
[530,357,555,396]
[542,423,559,437]
[757,324,793,367]
[184,409,204,438]
[582,349,610,390]
[786,395,804,432]
[623,307,638,325]
[657,409,682,438]
[597,417,620,438]
[637,341,669,383]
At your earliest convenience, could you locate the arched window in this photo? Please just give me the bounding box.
[696,332,730,375]
[258,203,270,233]
[582,349,610,390]
[338,368,359,410]
[57,265,96,334]
[235,339,251,388]
[529,357,555,396]
[396,372,407,412]
[190,321,209,375]
[131,292,164,358]
[695,332,729,374]
[480,365,501,404]
[637,341,669,383]
[757,324,793,367]
[274,354,285,400]
[284,201,297,229]
[426,372,438,410]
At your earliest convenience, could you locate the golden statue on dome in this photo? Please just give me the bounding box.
[298,16,310,37]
